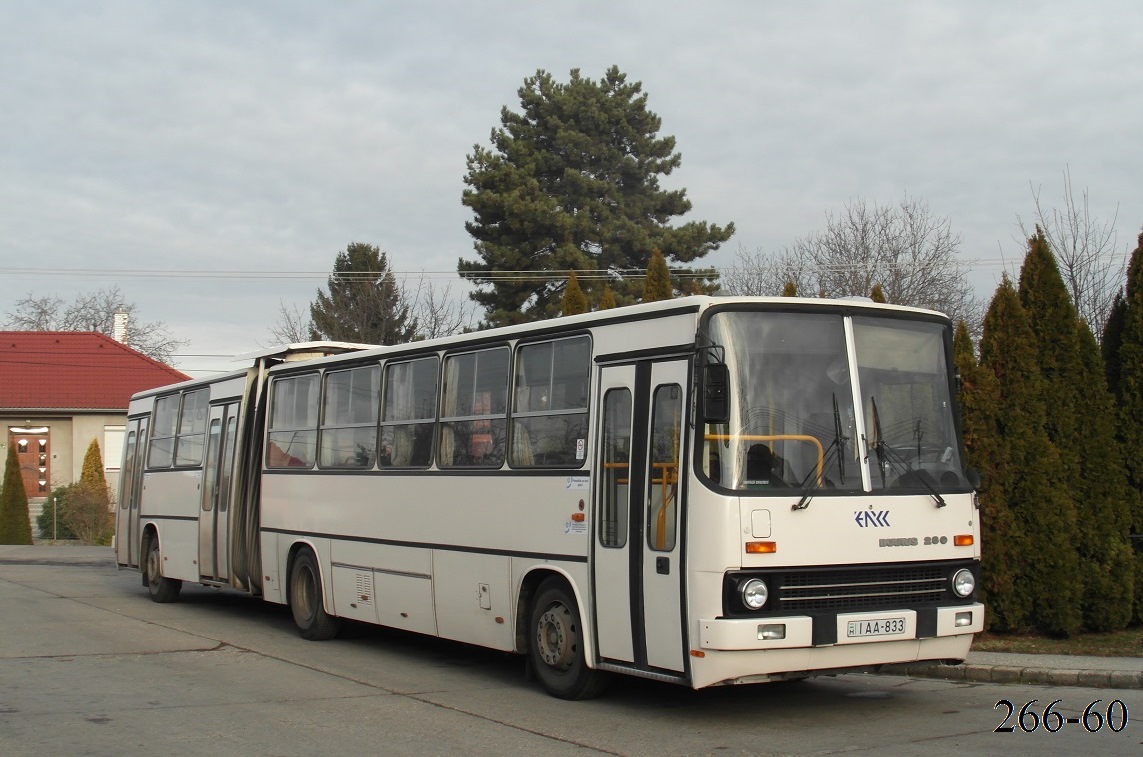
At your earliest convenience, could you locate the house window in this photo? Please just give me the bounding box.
[103,426,126,472]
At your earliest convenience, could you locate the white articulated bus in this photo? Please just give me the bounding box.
[116,295,983,699]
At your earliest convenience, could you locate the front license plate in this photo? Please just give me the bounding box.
[847,617,906,638]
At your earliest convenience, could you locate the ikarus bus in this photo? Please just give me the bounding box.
[116,295,983,699]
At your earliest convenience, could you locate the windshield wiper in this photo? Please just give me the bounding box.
[866,397,947,508]
[792,394,848,511]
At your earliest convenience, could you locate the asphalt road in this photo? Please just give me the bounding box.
[1,548,1140,756]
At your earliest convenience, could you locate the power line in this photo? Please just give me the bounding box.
[0,267,711,280]
[0,259,1011,282]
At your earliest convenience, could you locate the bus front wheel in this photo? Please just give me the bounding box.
[288,549,341,641]
[528,579,609,699]
[144,537,181,603]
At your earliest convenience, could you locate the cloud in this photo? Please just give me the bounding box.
[3,1,1142,372]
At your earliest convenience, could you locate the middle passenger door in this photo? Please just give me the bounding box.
[198,402,239,582]
[592,358,688,676]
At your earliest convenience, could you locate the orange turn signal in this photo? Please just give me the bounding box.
[571,512,585,522]
[745,541,777,554]
[954,534,974,547]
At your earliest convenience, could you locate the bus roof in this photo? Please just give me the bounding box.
[260,295,951,375]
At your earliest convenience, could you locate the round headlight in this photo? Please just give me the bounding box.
[740,578,769,610]
[952,568,975,598]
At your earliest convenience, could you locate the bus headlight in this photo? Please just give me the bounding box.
[951,568,975,598]
[740,578,769,610]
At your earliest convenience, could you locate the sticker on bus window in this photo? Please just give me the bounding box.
[565,475,589,490]
[576,438,585,460]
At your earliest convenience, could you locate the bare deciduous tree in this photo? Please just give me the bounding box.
[722,196,982,332]
[266,301,315,345]
[407,275,476,340]
[3,285,186,363]
[721,245,815,297]
[1019,167,1125,335]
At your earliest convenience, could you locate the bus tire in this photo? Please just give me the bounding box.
[288,549,341,641]
[528,578,609,700]
[144,537,182,603]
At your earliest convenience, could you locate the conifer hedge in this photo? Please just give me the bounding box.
[0,444,33,545]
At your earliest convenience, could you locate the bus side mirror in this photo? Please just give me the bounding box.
[703,363,729,424]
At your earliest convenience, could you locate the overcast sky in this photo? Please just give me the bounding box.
[3,1,1142,375]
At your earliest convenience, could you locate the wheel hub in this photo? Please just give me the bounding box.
[536,604,575,670]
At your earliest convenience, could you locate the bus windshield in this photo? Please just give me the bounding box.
[703,310,966,495]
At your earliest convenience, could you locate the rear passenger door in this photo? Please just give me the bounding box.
[115,417,148,568]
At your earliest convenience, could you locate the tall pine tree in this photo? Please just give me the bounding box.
[460,66,733,327]
[1102,289,1127,397]
[1114,231,1143,621]
[954,318,1023,629]
[310,242,416,345]
[643,249,674,302]
[561,270,589,316]
[979,276,1081,635]
[1017,229,1081,489]
[75,439,113,544]
[1015,229,1123,629]
[1073,323,1135,629]
[0,445,33,545]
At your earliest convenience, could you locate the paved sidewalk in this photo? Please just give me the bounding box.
[2,544,1140,689]
[893,650,1143,690]
[0,543,115,565]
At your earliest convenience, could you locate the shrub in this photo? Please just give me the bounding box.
[36,485,79,541]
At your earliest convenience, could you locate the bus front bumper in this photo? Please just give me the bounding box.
[699,603,985,651]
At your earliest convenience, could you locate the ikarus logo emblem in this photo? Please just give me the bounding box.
[854,510,890,527]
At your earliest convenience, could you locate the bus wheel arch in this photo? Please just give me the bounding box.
[525,574,609,699]
[286,544,341,641]
[142,526,182,603]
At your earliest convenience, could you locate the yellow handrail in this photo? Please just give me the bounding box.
[651,461,677,550]
[604,461,678,550]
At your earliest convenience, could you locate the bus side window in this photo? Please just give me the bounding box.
[439,347,509,468]
[174,388,209,466]
[379,356,438,468]
[319,364,380,469]
[600,388,632,548]
[266,374,320,469]
[510,335,590,468]
[147,394,180,468]
[647,384,681,552]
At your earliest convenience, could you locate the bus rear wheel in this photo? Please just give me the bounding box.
[528,578,609,700]
[289,549,341,641]
[144,537,181,603]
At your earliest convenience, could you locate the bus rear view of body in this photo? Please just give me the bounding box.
[116,297,982,699]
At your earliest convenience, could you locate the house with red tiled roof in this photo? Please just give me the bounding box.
[0,331,188,529]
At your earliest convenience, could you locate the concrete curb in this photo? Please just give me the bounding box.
[888,661,1143,689]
